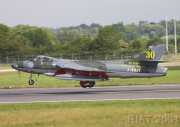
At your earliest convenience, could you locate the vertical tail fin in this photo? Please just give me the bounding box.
[135,44,166,73]
[136,44,165,62]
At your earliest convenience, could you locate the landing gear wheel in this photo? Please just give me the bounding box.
[28,79,35,86]
[89,81,95,88]
[80,81,87,88]
[28,73,35,86]
[80,81,95,88]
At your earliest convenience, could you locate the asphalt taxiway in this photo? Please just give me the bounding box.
[0,84,180,103]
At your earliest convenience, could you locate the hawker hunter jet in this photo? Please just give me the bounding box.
[12,44,167,88]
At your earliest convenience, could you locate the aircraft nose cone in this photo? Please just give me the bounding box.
[11,64,18,69]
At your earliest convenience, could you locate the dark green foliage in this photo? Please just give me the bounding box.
[90,26,122,55]
[0,20,179,59]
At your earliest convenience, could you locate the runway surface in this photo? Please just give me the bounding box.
[0,84,180,103]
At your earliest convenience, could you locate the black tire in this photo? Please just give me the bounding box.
[88,81,95,88]
[81,84,88,88]
[80,81,88,88]
[80,81,96,88]
[28,79,35,86]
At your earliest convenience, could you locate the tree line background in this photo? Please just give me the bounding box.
[0,20,180,59]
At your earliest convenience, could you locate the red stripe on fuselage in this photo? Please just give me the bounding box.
[55,68,108,80]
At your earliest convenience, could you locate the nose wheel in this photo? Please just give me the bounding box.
[28,73,35,86]
[28,79,35,85]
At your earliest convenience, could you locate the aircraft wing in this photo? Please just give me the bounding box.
[51,60,108,81]
[56,60,105,72]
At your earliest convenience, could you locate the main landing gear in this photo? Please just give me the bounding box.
[80,81,95,88]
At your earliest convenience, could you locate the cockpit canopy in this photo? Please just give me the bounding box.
[33,55,57,65]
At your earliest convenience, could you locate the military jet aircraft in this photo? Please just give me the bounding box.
[12,44,167,88]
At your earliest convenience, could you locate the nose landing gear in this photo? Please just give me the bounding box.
[28,79,35,86]
[28,73,35,86]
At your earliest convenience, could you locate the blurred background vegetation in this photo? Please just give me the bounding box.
[0,20,180,59]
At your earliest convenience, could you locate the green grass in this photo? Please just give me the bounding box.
[0,71,79,88]
[0,100,180,127]
[168,66,180,70]
[0,70,180,88]
[0,64,11,69]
